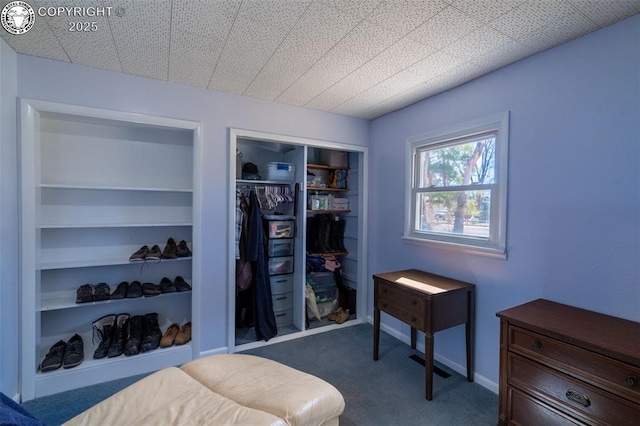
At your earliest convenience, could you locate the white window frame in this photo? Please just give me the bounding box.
[403,111,509,259]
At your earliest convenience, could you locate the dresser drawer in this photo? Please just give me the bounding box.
[509,326,640,402]
[508,387,583,425]
[272,292,294,311]
[375,279,425,329]
[509,354,640,425]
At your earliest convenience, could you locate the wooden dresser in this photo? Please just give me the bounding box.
[496,299,640,425]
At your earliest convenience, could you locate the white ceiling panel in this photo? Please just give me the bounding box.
[169,0,241,88]
[408,5,484,50]
[306,37,435,111]
[244,1,362,100]
[0,0,636,119]
[104,0,171,80]
[34,0,120,73]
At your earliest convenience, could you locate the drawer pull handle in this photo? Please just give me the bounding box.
[565,389,590,407]
[275,296,287,301]
[531,340,543,351]
[625,375,637,386]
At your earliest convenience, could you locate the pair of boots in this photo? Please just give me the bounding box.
[328,307,349,324]
[306,214,346,254]
[92,312,161,359]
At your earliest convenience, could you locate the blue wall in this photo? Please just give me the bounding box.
[369,14,639,389]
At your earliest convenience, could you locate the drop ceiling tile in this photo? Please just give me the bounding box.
[104,0,171,80]
[408,5,484,50]
[318,0,383,20]
[276,19,400,106]
[306,37,435,111]
[34,0,121,73]
[244,1,362,100]
[516,9,598,51]
[569,0,640,27]
[169,0,240,88]
[209,16,298,94]
[441,26,519,63]
[237,0,312,30]
[366,0,449,37]
[450,0,525,24]
[487,1,577,40]
[0,0,69,62]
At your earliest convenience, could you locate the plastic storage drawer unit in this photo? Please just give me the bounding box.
[272,292,294,311]
[267,220,294,239]
[270,274,294,295]
[268,238,294,257]
[268,256,294,275]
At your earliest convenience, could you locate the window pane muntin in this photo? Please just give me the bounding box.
[415,135,496,189]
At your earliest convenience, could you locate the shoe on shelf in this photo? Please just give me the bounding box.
[92,314,116,359]
[124,315,144,356]
[40,340,66,372]
[108,314,130,358]
[159,277,176,293]
[127,281,143,298]
[327,307,344,321]
[141,313,162,352]
[162,237,178,259]
[63,334,84,369]
[146,244,162,261]
[174,276,191,292]
[159,323,180,348]
[176,240,192,258]
[111,281,129,299]
[174,322,192,346]
[76,284,94,303]
[142,282,161,297]
[335,309,350,325]
[93,283,111,301]
[129,245,149,261]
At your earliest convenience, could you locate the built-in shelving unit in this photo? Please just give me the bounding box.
[20,99,202,401]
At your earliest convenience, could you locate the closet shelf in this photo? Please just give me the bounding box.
[40,184,193,193]
[306,210,351,214]
[40,290,192,312]
[306,164,349,171]
[40,256,192,270]
[39,222,193,229]
[236,179,294,185]
[306,187,348,192]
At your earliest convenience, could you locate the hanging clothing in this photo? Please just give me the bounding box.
[247,191,278,341]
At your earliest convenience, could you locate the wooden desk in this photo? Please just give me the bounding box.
[373,269,476,400]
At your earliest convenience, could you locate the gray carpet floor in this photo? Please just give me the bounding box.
[21,323,497,425]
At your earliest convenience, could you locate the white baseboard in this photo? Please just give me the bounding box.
[366,315,498,395]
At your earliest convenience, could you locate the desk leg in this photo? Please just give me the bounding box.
[373,308,380,361]
[466,289,475,382]
[410,327,417,350]
[425,332,434,400]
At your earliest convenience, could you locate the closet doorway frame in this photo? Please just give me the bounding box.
[227,128,368,352]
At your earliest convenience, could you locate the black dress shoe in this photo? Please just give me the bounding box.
[124,315,144,356]
[176,240,192,257]
[76,284,94,303]
[40,340,66,372]
[127,281,143,298]
[92,314,116,359]
[93,283,111,301]
[129,245,149,261]
[146,244,162,260]
[159,277,176,293]
[108,314,130,358]
[110,281,129,299]
[162,237,178,259]
[142,282,161,297]
[174,276,191,292]
[141,312,162,352]
[63,334,84,369]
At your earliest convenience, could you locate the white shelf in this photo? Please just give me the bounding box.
[40,184,193,193]
[39,222,193,229]
[40,289,192,312]
[40,256,192,270]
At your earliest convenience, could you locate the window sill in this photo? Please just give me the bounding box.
[402,235,507,260]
